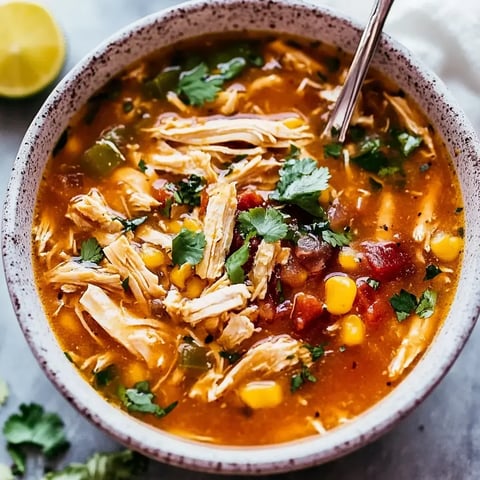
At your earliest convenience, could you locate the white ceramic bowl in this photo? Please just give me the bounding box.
[3,0,480,474]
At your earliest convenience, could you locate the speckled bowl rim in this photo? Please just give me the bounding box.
[3,0,480,475]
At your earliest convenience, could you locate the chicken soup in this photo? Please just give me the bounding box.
[32,34,463,445]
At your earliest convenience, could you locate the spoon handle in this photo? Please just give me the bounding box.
[323,0,395,142]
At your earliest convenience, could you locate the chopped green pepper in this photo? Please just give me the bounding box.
[80,139,126,178]
[179,342,211,370]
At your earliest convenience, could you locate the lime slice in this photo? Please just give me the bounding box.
[0,1,66,98]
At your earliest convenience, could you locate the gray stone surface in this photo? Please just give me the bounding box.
[0,1,478,478]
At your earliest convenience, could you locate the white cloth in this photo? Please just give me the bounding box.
[318,0,480,130]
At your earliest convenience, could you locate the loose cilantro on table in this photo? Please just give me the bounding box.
[42,449,148,480]
[238,207,288,243]
[118,381,177,418]
[225,240,250,284]
[171,228,206,266]
[79,237,104,264]
[389,288,437,322]
[424,264,442,280]
[271,157,331,217]
[3,403,70,475]
[113,216,148,233]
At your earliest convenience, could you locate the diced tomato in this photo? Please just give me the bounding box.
[361,241,415,281]
[291,292,325,332]
[355,279,393,328]
[237,190,264,211]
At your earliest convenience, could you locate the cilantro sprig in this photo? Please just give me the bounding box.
[3,403,70,475]
[177,63,224,106]
[118,381,177,418]
[78,237,104,264]
[271,157,331,217]
[171,228,206,266]
[113,215,147,233]
[389,288,437,322]
[168,174,205,207]
[237,207,288,243]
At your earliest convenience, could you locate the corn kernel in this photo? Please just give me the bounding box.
[182,217,202,232]
[170,263,193,289]
[430,232,463,262]
[324,275,357,315]
[166,220,183,234]
[141,245,168,270]
[338,248,360,271]
[283,117,304,129]
[340,314,366,346]
[185,276,207,298]
[239,381,283,409]
[123,361,147,387]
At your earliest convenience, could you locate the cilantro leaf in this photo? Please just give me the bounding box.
[352,138,389,173]
[172,228,206,265]
[321,229,352,247]
[3,403,70,474]
[424,264,442,280]
[137,159,147,173]
[290,365,317,393]
[324,142,343,158]
[396,131,422,156]
[271,158,331,217]
[237,207,288,243]
[389,289,418,321]
[43,449,148,480]
[113,216,147,233]
[225,240,250,284]
[119,381,177,418]
[170,174,205,207]
[287,144,300,160]
[94,365,116,388]
[366,278,380,290]
[415,289,437,319]
[177,63,223,106]
[218,57,247,80]
[305,344,325,362]
[79,238,104,264]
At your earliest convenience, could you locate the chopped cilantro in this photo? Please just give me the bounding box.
[94,365,116,388]
[324,142,343,158]
[225,239,250,284]
[121,277,130,291]
[137,159,147,173]
[321,229,352,247]
[305,344,325,362]
[271,157,331,217]
[424,264,442,280]
[79,238,104,264]
[366,278,380,290]
[237,207,288,243]
[43,449,148,480]
[169,174,205,207]
[219,351,242,364]
[396,131,422,156]
[113,215,147,233]
[352,138,389,173]
[378,165,402,177]
[287,143,300,159]
[172,228,206,266]
[118,381,177,417]
[390,288,437,322]
[177,63,223,106]
[3,403,70,475]
[290,365,317,393]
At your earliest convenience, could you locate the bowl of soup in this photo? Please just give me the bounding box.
[3,0,480,474]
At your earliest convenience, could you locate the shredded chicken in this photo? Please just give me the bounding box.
[46,261,122,293]
[103,235,165,308]
[66,188,124,233]
[196,182,237,280]
[384,92,434,154]
[79,285,176,369]
[33,213,54,255]
[247,74,284,96]
[135,224,173,251]
[217,306,258,350]
[148,115,313,149]
[190,335,311,402]
[249,240,283,300]
[163,284,251,326]
[376,191,395,241]
[388,313,438,380]
[223,155,281,189]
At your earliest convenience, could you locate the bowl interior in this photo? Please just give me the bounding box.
[3,0,480,474]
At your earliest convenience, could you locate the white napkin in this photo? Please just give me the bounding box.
[319,0,480,130]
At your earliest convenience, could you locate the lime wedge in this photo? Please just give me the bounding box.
[0,1,66,98]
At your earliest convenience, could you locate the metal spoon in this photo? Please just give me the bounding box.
[323,0,395,142]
